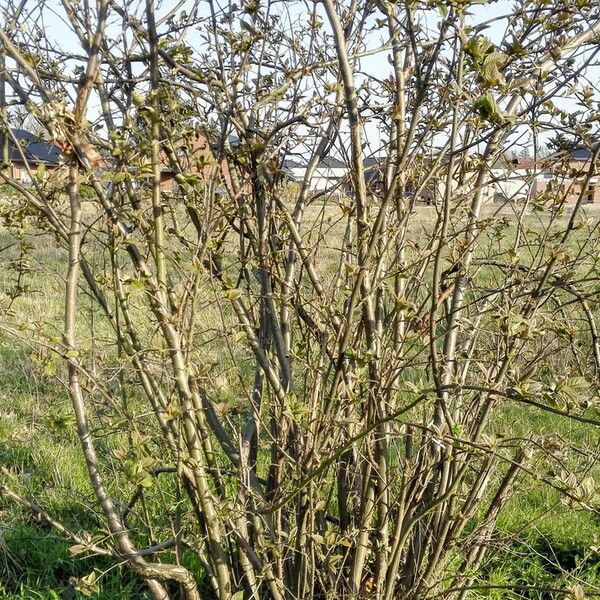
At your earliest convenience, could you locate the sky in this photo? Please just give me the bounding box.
[4,0,599,156]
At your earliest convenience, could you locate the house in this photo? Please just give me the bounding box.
[283,146,599,206]
[1,126,241,201]
[283,156,348,193]
[0,126,114,183]
[282,158,305,183]
[530,148,600,205]
[487,155,530,203]
[106,128,234,194]
[312,156,347,192]
[283,154,448,202]
[363,157,385,195]
[491,149,600,205]
[154,129,236,195]
[0,128,62,182]
[362,155,445,204]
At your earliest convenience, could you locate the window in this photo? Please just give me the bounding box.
[587,185,596,204]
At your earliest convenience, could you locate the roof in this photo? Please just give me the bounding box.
[0,128,62,166]
[27,142,62,164]
[571,147,592,160]
[362,157,384,184]
[318,156,346,169]
[9,128,41,144]
[282,159,304,170]
[363,157,382,168]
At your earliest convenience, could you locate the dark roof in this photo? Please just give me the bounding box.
[0,128,61,166]
[363,157,382,168]
[318,156,345,169]
[27,142,61,164]
[282,159,303,169]
[363,157,384,183]
[10,128,41,143]
[571,147,592,160]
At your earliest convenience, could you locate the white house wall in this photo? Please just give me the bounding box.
[289,166,347,191]
[490,168,531,202]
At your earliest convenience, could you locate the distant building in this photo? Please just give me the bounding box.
[362,156,443,204]
[283,156,348,192]
[489,156,534,203]
[530,148,600,205]
[155,129,235,194]
[0,128,62,182]
[491,149,600,205]
[363,157,385,195]
[282,158,305,183]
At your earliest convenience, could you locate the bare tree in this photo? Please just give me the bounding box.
[1,1,600,599]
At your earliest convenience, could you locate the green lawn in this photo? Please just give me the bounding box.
[1,199,599,598]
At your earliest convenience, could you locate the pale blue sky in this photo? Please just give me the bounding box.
[6,0,599,154]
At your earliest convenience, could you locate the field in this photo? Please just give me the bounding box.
[1,196,599,599]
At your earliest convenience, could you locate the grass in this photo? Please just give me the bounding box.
[0,195,599,598]
[0,524,149,599]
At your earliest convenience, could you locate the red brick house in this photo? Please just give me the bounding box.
[0,128,63,182]
[516,149,600,205]
[532,148,600,204]
[155,129,235,195]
